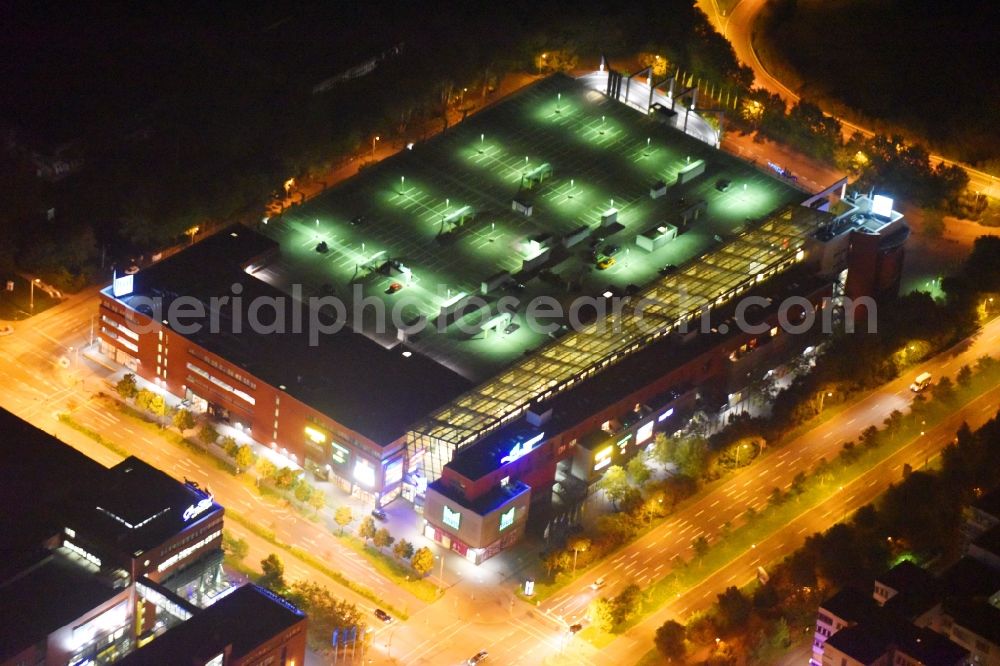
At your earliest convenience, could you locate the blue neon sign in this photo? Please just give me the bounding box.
[501,432,545,464]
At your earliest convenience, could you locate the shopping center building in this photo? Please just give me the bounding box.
[97,72,907,561]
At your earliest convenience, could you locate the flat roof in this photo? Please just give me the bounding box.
[119,584,305,665]
[67,456,223,558]
[0,407,107,576]
[429,477,530,516]
[0,551,124,662]
[110,225,471,446]
[820,586,878,623]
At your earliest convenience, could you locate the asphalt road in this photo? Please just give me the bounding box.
[540,316,1000,653]
[697,0,998,198]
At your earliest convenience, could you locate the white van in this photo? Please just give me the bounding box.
[910,372,932,393]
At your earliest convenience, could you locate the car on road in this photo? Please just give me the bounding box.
[371,507,387,521]
[715,178,732,192]
[590,577,606,590]
[385,282,403,294]
[596,256,616,271]
[910,371,932,393]
[350,215,366,226]
[568,623,584,634]
[467,650,488,665]
[659,264,678,276]
[374,608,392,623]
[602,244,620,257]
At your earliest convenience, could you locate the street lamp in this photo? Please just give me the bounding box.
[371,135,380,162]
[29,278,40,312]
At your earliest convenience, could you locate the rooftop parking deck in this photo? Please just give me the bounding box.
[258,74,806,385]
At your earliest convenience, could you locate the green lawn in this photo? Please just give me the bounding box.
[0,274,59,320]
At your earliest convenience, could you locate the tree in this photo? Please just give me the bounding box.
[308,490,326,514]
[956,364,973,388]
[115,373,139,400]
[198,424,218,446]
[259,553,286,591]
[372,527,395,551]
[651,432,673,466]
[234,444,255,472]
[674,436,709,479]
[609,583,643,628]
[146,393,167,418]
[393,538,415,561]
[256,457,277,480]
[410,546,435,577]
[930,376,956,403]
[567,536,592,573]
[626,455,652,487]
[692,534,710,561]
[358,515,377,543]
[172,408,195,432]
[543,549,572,577]
[588,597,617,632]
[294,482,314,504]
[286,581,362,648]
[135,388,154,412]
[597,465,631,509]
[274,467,299,490]
[333,506,353,535]
[222,533,249,562]
[654,620,687,662]
[716,586,752,634]
[221,436,239,457]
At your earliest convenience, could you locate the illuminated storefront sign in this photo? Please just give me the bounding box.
[871,194,894,219]
[331,442,349,465]
[594,445,613,471]
[616,434,632,450]
[112,273,134,298]
[501,432,545,465]
[353,459,375,487]
[636,422,654,445]
[384,460,403,485]
[183,497,214,522]
[305,426,327,444]
[442,505,462,530]
[499,507,515,531]
[657,407,674,423]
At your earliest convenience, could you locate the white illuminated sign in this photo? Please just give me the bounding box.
[594,445,613,471]
[305,426,327,444]
[499,507,515,531]
[501,432,545,465]
[442,505,461,530]
[353,459,375,487]
[636,422,654,445]
[384,460,403,485]
[657,407,674,423]
[183,497,214,522]
[871,194,894,219]
[112,273,134,298]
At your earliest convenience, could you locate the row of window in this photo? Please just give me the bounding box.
[101,314,139,341]
[186,362,256,405]
[188,348,257,390]
[101,326,139,353]
[157,529,221,573]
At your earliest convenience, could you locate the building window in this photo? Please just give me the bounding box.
[442,506,461,530]
[499,507,515,531]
